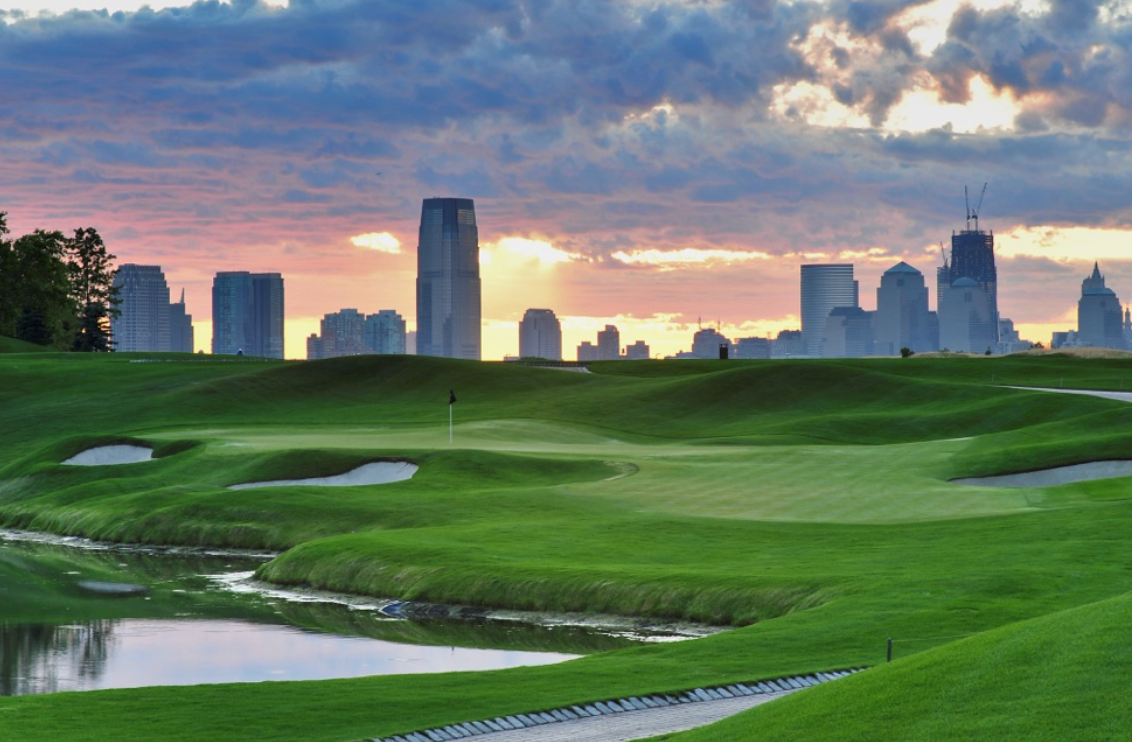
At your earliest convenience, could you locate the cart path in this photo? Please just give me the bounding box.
[370,670,863,742]
[436,689,795,741]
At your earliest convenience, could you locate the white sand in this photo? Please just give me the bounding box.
[954,461,1132,488]
[62,445,153,466]
[229,461,418,490]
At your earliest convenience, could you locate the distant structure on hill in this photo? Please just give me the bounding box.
[939,186,999,349]
[874,262,933,356]
[822,306,873,358]
[690,326,730,359]
[771,329,804,358]
[519,308,562,360]
[307,308,407,360]
[416,197,481,360]
[112,264,193,352]
[939,277,995,353]
[169,289,194,353]
[1077,263,1125,349]
[623,340,650,360]
[576,324,648,361]
[733,337,771,359]
[596,324,620,360]
[212,271,284,358]
[801,264,858,357]
[579,324,620,361]
[366,310,408,355]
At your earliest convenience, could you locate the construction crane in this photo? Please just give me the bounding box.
[965,182,987,231]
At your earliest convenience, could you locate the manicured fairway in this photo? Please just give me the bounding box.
[2,350,1132,740]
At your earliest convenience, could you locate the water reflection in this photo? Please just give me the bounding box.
[2,619,579,695]
[1,621,116,695]
[0,535,638,696]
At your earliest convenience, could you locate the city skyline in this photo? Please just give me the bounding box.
[3,1,1132,359]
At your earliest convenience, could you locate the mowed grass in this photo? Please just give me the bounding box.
[656,591,1132,742]
[4,350,1132,740]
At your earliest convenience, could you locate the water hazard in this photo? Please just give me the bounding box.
[0,533,647,696]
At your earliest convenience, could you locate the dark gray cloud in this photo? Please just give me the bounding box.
[0,0,1130,284]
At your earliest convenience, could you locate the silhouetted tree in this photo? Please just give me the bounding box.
[5,229,73,348]
[0,215,119,351]
[65,227,118,352]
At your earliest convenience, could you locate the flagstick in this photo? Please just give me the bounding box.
[449,403,453,445]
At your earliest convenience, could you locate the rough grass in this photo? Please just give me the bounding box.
[5,354,1132,740]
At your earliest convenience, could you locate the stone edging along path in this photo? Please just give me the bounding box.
[365,668,865,742]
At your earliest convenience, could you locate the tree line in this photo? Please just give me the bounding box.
[0,212,119,351]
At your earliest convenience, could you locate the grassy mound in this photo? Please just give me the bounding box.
[0,335,50,353]
[661,591,1132,741]
[4,353,1132,740]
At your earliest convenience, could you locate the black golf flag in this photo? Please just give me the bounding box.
[449,389,457,405]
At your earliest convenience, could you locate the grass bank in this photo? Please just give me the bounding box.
[3,353,1132,740]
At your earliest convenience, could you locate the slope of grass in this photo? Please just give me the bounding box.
[0,336,50,353]
[4,354,1132,740]
[658,591,1132,741]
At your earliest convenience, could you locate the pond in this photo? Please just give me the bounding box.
[0,531,663,696]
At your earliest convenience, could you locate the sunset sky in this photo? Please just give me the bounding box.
[3,0,1131,359]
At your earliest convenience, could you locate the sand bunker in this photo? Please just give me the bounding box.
[62,445,153,466]
[954,461,1132,488]
[229,461,417,490]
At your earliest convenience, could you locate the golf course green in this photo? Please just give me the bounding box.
[2,348,1132,741]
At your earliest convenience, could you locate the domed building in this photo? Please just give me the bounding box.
[874,261,932,356]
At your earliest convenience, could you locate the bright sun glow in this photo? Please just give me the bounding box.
[612,248,771,269]
[886,75,1020,134]
[485,237,584,267]
[897,0,1046,55]
[350,232,401,254]
[996,226,1132,263]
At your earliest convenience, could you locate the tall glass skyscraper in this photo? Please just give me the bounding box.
[169,288,195,353]
[212,271,284,358]
[519,308,562,360]
[800,264,858,357]
[112,264,171,352]
[416,197,481,360]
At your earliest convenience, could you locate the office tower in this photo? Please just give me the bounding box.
[169,288,194,353]
[519,308,562,360]
[307,308,366,360]
[821,307,874,358]
[940,210,998,346]
[416,197,481,360]
[111,264,170,352]
[801,264,858,357]
[874,261,932,355]
[691,327,730,358]
[624,340,651,360]
[365,310,407,354]
[212,271,284,358]
[577,341,597,361]
[771,329,804,358]
[1077,263,1125,349]
[596,324,620,360]
[733,337,771,359]
[939,278,995,353]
